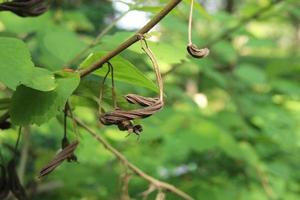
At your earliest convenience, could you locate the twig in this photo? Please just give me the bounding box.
[18,126,30,184]
[79,0,183,78]
[74,117,194,200]
[188,0,194,45]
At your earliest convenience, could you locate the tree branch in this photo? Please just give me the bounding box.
[74,117,194,200]
[79,0,183,78]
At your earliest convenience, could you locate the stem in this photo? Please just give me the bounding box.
[18,126,30,184]
[188,0,194,45]
[79,0,183,78]
[140,39,163,101]
[74,117,194,200]
[63,105,67,139]
[15,126,22,153]
[98,63,111,115]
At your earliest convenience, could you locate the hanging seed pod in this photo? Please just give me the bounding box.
[7,159,27,200]
[61,137,78,162]
[187,44,209,58]
[39,140,79,178]
[0,164,9,199]
[98,38,164,136]
[187,0,209,59]
[0,0,49,17]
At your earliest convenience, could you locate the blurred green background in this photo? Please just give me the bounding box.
[0,0,300,199]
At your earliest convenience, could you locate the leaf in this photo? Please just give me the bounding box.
[80,52,158,92]
[39,29,86,70]
[0,98,10,110]
[10,72,80,125]
[0,37,56,91]
[27,68,57,92]
[234,64,266,85]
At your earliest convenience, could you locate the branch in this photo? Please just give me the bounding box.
[79,0,183,78]
[18,126,30,184]
[74,117,194,200]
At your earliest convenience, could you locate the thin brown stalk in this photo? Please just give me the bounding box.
[74,117,194,200]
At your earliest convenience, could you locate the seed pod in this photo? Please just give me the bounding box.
[61,137,77,162]
[187,44,209,59]
[39,140,79,178]
[7,159,27,200]
[0,164,9,199]
[0,0,49,17]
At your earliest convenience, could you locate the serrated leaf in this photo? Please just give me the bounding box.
[10,72,80,125]
[0,37,56,91]
[80,52,158,92]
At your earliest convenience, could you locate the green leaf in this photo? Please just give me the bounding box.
[39,29,86,70]
[0,37,56,91]
[10,72,80,125]
[80,52,158,92]
[0,98,10,110]
[234,64,266,85]
[27,68,57,91]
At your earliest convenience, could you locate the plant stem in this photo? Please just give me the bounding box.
[18,126,30,184]
[79,0,183,78]
[74,117,194,200]
[188,0,194,45]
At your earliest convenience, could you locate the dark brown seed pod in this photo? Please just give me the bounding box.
[7,159,27,200]
[187,44,209,59]
[39,140,79,178]
[0,0,49,17]
[61,137,77,162]
[0,164,9,199]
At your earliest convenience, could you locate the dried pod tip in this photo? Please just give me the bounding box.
[187,44,209,59]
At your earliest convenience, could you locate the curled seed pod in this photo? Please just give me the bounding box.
[0,0,49,17]
[125,94,159,107]
[0,120,11,130]
[187,44,209,59]
[7,159,27,200]
[61,137,77,162]
[39,140,79,178]
[133,125,143,135]
[100,99,163,126]
[0,164,9,199]
[116,120,143,136]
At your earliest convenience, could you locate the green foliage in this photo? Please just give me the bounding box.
[10,72,80,125]
[80,52,158,92]
[1,0,300,200]
[0,37,56,91]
